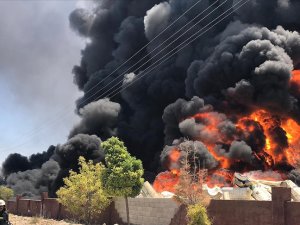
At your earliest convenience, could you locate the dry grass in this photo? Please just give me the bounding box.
[10,214,83,225]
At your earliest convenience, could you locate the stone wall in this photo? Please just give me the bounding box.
[169,187,299,225]
[112,198,179,225]
[6,187,300,225]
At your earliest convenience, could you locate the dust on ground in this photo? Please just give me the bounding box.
[10,214,83,225]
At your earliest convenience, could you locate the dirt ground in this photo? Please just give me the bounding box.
[9,214,83,225]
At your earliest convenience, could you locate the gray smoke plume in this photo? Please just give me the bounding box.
[70,0,235,171]
[52,133,104,170]
[6,160,60,198]
[50,134,105,196]
[217,141,253,163]
[162,96,210,144]
[2,154,31,177]
[160,140,218,170]
[68,0,300,182]
[4,0,300,192]
[288,169,300,186]
[186,25,300,119]
[2,145,55,177]
[2,133,104,197]
[69,98,121,139]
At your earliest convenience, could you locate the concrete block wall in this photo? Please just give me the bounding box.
[113,198,179,225]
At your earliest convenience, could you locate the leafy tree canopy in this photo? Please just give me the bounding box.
[56,156,110,224]
[0,186,14,202]
[101,137,144,197]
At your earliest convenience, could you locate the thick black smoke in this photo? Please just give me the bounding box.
[2,146,55,177]
[28,145,55,169]
[186,25,300,118]
[69,99,121,139]
[3,0,300,193]
[2,154,31,177]
[68,0,300,179]
[160,140,218,170]
[50,134,105,196]
[6,160,60,198]
[70,0,235,172]
[52,133,104,170]
[2,134,104,197]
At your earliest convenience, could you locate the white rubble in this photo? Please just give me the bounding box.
[138,180,300,201]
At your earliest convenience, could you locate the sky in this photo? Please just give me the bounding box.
[0,0,87,163]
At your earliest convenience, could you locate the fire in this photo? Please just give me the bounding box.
[169,148,180,162]
[206,169,234,188]
[153,71,300,193]
[243,109,300,167]
[189,112,232,169]
[291,70,300,84]
[290,70,300,96]
[282,118,300,167]
[153,171,179,193]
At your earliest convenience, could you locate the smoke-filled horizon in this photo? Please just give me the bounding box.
[3,0,300,196]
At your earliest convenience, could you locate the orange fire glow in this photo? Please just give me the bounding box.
[153,72,300,193]
[290,70,300,96]
[153,171,179,193]
[291,70,300,84]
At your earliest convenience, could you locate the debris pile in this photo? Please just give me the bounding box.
[143,173,300,201]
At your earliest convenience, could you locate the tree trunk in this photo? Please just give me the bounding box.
[125,196,130,225]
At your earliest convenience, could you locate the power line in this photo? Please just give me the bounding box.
[89,0,227,101]
[0,0,206,151]
[0,0,248,157]
[108,0,250,99]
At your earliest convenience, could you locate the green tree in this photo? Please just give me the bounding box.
[101,137,144,225]
[0,186,14,202]
[56,156,110,225]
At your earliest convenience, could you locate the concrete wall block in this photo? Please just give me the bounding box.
[158,217,172,224]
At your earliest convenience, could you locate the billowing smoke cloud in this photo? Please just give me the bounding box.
[4,0,300,193]
[288,169,300,186]
[69,99,121,139]
[52,133,104,170]
[2,154,31,177]
[236,0,300,33]
[2,146,55,177]
[160,140,218,170]
[2,134,104,197]
[186,25,300,118]
[162,96,209,144]
[28,145,55,169]
[6,160,60,198]
[144,2,171,40]
[218,141,253,163]
[50,134,105,196]
[69,0,235,172]
[67,0,300,179]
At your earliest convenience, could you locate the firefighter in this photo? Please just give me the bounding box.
[0,200,11,225]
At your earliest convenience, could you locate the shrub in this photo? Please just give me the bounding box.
[56,156,110,225]
[187,203,212,225]
[0,186,14,201]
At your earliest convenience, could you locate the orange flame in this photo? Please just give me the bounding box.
[290,70,300,96]
[291,70,300,84]
[206,169,234,188]
[153,171,179,193]
[169,148,180,162]
[154,73,300,192]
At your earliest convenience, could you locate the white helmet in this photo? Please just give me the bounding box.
[0,200,5,206]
